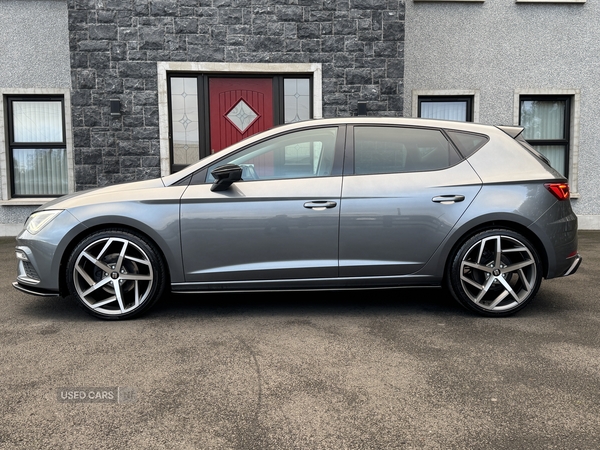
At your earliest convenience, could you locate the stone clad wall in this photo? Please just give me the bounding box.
[68,0,406,190]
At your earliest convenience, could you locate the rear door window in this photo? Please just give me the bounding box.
[353,126,461,175]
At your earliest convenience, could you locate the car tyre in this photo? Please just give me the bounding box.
[66,229,166,320]
[447,229,542,316]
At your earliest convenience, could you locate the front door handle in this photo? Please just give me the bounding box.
[303,201,337,210]
[432,195,465,204]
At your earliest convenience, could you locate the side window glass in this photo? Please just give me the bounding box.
[206,127,338,182]
[354,127,459,175]
[446,130,489,158]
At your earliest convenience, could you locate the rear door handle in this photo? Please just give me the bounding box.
[303,201,337,210]
[432,195,465,204]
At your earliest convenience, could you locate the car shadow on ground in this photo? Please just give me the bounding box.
[19,287,472,322]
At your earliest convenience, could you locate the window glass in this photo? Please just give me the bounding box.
[13,101,63,143]
[284,79,311,123]
[446,131,489,158]
[421,101,467,121]
[520,100,565,140]
[354,127,459,175]
[12,148,68,196]
[206,127,338,182]
[170,77,200,166]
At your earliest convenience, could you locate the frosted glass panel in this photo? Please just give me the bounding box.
[521,100,565,140]
[12,148,68,196]
[284,79,311,123]
[171,77,200,165]
[13,101,63,143]
[420,101,467,121]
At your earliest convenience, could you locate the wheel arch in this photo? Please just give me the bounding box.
[58,222,173,297]
[440,219,549,286]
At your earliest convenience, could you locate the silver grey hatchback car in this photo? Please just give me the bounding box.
[13,118,581,319]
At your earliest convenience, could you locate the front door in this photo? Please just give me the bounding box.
[209,78,274,153]
[179,126,343,286]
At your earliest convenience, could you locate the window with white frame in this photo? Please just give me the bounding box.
[6,96,68,197]
[519,95,570,177]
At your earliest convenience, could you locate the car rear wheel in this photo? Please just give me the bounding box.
[66,229,166,319]
[448,229,542,316]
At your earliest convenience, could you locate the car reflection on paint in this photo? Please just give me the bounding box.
[14,118,581,319]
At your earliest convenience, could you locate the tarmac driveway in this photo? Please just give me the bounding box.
[1,232,599,449]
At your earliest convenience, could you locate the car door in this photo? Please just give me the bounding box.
[339,125,482,278]
[180,126,344,285]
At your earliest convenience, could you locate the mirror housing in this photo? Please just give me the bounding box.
[210,164,243,191]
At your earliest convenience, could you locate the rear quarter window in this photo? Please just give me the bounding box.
[446,130,489,158]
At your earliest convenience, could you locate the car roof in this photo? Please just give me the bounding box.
[281,117,504,134]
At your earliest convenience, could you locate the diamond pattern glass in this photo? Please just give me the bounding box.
[225,100,259,133]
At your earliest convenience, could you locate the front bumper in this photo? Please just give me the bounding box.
[12,281,59,297]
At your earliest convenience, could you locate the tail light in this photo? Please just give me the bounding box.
[545,183,570,201]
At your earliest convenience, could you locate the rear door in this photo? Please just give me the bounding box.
[339,125,482,278]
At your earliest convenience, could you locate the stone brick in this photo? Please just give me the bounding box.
[75,165,98,186]
[334,19,356,35]
[89,25,118,40]
[346,68,372,84]
[350,0,387,9]
[246,36,283,52]
[275,6,304,22]
[118,62,156,78]
[219,8,243,25]
[139,27,165,49]
[149,1,179,16]
[386,58,403,78]
[322,36,344,53]
[383,21,404,41]
[174,18,198,33]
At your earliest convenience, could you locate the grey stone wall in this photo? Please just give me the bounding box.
[68,0,406,190]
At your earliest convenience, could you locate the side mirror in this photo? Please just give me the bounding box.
[210,164,243,192]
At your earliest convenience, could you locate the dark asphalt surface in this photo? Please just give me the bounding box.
[1,232,599,449]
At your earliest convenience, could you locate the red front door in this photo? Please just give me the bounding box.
[209,78,274,153]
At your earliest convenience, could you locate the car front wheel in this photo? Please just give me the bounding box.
[66,229,166,319]
[447,229,542,316]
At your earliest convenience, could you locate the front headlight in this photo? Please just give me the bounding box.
[25,210,63,235]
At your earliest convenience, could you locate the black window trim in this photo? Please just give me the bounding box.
[518,94,571,177]
[417,95,475,122]
[6,95,67,198]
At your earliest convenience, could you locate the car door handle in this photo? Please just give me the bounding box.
[432,195,465,204]
[303,201,337,210]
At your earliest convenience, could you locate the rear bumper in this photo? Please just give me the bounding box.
[562,254,582,277]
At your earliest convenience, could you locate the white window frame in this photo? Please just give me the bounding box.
[0,88,74,204]
[157,62,323,177]
[514,88,580,197]
[412,89,480,123]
